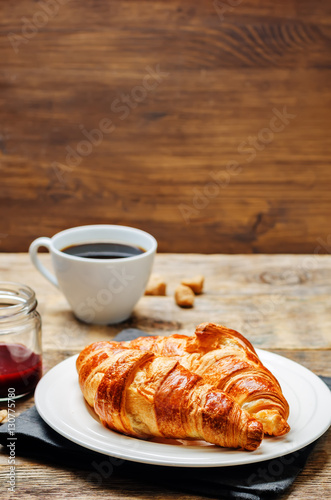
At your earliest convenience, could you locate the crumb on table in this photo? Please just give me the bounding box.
[181,275,204,294]
[0,410,7,423]
[175,284,195,307]
[145,274,167,296]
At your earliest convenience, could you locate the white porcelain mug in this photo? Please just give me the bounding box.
[29,225,157,324]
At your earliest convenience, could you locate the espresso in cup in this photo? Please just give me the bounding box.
[29,225,157,325]
[61,242,145,259]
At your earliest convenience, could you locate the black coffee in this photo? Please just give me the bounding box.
[61,242,145,259]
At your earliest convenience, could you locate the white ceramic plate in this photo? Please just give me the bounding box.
[35,349,331,467]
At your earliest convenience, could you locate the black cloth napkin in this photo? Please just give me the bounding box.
[1,328,330,500]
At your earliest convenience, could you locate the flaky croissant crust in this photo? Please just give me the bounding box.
[76,342,263,451]
[123,322,290,437]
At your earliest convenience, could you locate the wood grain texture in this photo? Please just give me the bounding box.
[1,253,330,350]
[0,0,331,253]
[0,253,330,499]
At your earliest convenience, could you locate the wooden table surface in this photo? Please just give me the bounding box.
[2,0,331,255]
[0,253,330,499]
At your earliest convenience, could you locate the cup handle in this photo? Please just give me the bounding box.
[29,237,59,288]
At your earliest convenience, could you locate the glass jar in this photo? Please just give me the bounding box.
[0,282,42,401]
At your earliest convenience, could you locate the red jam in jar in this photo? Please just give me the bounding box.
[0,282,42,400]
[0,344,42,398]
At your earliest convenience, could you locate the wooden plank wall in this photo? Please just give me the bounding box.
[0,0,330,253]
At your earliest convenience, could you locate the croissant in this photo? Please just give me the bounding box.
[123,322,290,437]
[76,341,263,451]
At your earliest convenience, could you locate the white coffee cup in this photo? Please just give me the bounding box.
[29,225,157,324]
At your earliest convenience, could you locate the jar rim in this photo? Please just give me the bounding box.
[0,282,37,322]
